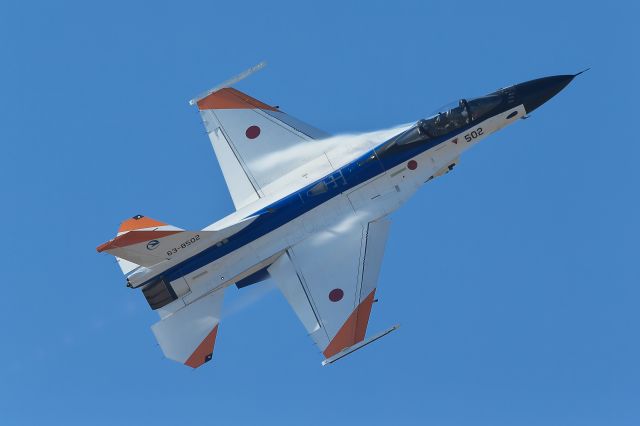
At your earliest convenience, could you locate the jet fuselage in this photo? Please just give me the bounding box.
[130,75,577,313]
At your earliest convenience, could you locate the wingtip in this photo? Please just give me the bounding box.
[188,61,268,107]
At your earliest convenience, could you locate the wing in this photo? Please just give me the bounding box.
[196,88,331,210]
[268,217,391,361]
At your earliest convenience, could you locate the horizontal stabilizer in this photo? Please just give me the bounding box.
[152,288,225,368]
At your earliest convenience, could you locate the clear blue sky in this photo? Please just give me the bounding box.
[1,1,638,425]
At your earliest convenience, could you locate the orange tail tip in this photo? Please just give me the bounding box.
[97,215,174,253]
[118,215,167,233]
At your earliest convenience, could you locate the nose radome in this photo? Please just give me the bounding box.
[515,74,576,114]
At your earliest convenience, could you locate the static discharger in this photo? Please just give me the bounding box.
[321,324,400,366]
[189,61,268,106]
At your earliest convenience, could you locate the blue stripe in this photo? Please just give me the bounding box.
[139,111,503,288]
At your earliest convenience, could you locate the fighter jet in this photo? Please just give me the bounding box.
[97,70,581,367]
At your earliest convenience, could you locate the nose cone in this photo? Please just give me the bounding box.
[515,74,576,114]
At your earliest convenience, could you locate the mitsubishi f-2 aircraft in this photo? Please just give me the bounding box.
[98,68,581,368]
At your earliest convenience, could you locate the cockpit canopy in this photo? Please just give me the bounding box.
[395,93,504,146]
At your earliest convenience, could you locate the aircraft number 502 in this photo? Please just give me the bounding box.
[464,127,484,143]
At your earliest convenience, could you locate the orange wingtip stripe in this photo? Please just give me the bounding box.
[96,230,181,252]
[118,215,167,233]
[323,289,376,359]
[196,87,277,111]
[185,324,219,368]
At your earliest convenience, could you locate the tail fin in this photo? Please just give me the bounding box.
[97,214,260,269]
[97,215,240,368]
[112,216,180,275]
[97,215,186,268]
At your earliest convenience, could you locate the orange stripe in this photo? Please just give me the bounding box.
[96,230,181,252]
[323,289,376,359]
[119,216,167,232]
[196,87,277,111]
[185,324,219,368]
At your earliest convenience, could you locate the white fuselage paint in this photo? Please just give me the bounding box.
[152,105,525,318]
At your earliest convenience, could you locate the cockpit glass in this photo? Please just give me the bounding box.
[418,99,470,139]
[467,94,502,121]
[380,92,505,152]
[395,126,424,146]
[394,99,471,146]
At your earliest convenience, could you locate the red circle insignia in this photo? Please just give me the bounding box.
[245,125,261,139]
[328,288,344,302]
